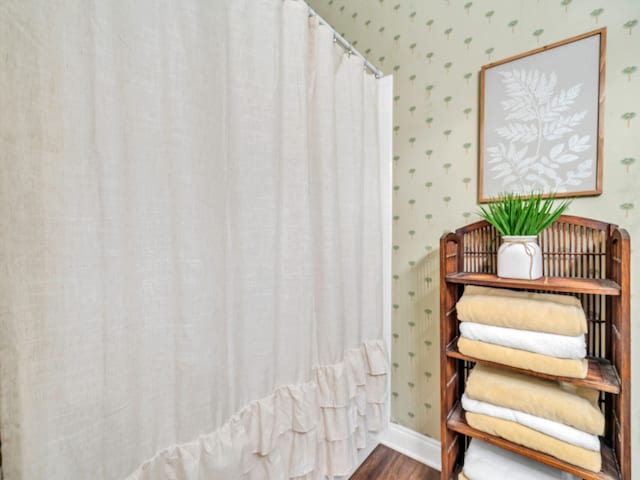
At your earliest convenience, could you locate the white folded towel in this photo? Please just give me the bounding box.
[462,393,600,451]
[463,438,581,480]
[459,322,586,359]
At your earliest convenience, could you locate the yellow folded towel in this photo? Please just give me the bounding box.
[465,365,604,435]
[466,412,602,472]
[458,337,588,378]
[456,286,587,336]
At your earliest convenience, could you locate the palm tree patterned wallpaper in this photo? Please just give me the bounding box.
[307,0,640,441]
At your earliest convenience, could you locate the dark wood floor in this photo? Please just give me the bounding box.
[350,444,440,479]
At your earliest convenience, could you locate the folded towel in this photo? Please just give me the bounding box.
[466,412,602,472]
[461,394,600,451]
[462,438,580,480]
[458,337,588,378]
[459,322,586,359]
[456,286,587,336]
[465,365,604,435]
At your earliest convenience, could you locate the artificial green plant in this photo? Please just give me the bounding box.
[478,192,571,236]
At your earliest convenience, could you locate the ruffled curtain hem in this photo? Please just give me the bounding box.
[125,339,388,480]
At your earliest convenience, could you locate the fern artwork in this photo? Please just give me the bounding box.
[479,29,605,202]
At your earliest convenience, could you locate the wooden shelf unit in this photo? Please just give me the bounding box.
[439,215,631,480]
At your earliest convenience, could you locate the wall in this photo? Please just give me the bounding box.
[306,0,640,469]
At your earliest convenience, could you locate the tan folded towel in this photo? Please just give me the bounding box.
[465,365,604,435]
[456,286,587,336]
[458,337,588,378]
[459,472,469,480]
[466,412,602,472]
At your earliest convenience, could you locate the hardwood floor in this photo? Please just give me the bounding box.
[350,444,440,479]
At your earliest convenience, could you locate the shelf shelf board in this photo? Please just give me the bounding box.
[445,338,621,394]
[444,272,620,296]
[447,403,620,480]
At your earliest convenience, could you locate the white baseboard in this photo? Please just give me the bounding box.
[338,424,441,478]
[378,423,442,471]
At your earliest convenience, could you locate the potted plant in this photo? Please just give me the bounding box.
[478,192,571,279]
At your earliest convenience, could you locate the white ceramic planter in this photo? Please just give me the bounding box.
[497,235,543,280]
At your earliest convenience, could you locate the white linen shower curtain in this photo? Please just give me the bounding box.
[0,1,389,479]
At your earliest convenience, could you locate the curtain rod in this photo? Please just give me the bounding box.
[307,5,384,79]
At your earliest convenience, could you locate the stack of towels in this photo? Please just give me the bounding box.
[455,286,604,474]
[459,439,580,480]
[456,285,589,378]
[462,364,604,472]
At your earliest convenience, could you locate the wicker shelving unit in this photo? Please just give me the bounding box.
[439,215,631,480]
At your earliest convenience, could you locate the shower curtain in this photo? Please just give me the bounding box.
[0,1,389,479]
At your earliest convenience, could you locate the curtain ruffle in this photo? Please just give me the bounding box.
[125,340,388,480]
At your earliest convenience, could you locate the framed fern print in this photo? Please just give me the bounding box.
[479,29,606,202]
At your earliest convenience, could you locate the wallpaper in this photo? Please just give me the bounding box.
[306,0,640,451]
